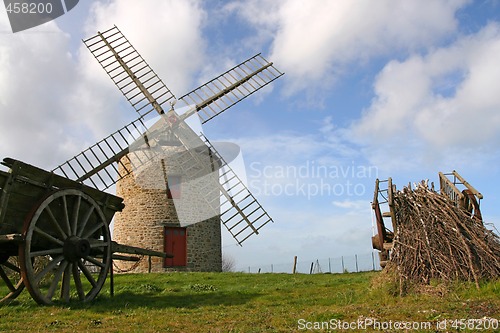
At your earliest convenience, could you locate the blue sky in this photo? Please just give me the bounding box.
[1,0,500,270]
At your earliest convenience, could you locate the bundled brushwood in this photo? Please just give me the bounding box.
[389,182,500,289]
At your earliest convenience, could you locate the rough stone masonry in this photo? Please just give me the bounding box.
[113,143,222,273]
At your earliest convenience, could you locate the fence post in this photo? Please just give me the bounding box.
[245,252,379,275]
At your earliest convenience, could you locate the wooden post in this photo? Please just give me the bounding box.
[292,256,298,274]
[309,262,314,274]
[110,258,114,297]
[148,256,152,273]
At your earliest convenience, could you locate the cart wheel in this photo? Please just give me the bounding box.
[0,255,24,303]
[20,189,111,305]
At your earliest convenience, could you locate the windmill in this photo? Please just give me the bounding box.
[53,26,284,272]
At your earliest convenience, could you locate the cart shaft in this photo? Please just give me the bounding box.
[111,241,173,258]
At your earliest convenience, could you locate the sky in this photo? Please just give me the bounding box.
[1,0,500,272]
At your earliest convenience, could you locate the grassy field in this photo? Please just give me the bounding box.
[1,271,499,332]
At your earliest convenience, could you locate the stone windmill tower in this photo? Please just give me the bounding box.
[83,26,284,272]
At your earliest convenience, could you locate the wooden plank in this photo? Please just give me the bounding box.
[2,210,32,234]
[0,170,13,228]
[0,170,9,188]
[3,158,124,213]
[439,171,464,203]
[7,180,48,199]
[451,170,483,199]
[387,177,397,232]
[0,158,125,235]
[372,178,380,209]
[0,179,50,234]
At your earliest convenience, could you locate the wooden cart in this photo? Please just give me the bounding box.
[0,158,166,305]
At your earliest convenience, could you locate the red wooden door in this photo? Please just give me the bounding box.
[164,227,187,267]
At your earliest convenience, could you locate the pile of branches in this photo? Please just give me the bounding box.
[389,182,500,288]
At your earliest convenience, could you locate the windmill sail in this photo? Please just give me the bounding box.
[130,114,274,245]
[179,53,284,124]
[75,25,281,245]
[83,25,175,118]
[84,26,283,125]
[199,135,274,244]
[52,117,158,190]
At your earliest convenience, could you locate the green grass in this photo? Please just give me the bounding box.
[1,271,499,332]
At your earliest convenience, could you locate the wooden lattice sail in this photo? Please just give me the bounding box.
[55,25,284,247]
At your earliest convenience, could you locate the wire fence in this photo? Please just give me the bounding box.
[236,252,381,274]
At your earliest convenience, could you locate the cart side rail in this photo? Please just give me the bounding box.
[0,158,124,235]
[1,158,124,212]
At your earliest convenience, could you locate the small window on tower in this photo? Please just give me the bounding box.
[166,175,181,199]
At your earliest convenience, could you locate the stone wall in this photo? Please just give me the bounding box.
[113,144,222,273]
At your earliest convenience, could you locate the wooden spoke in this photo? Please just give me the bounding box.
[34,255,64,284]
[76,205,95,238]
[0,266,16,292]
[20,189,111,305]
[2,260,21,273]
[82,222,105,240]
[71,195,81,235]
[78,260,97,288]
[83,255,106,268]
[61,195,72,235]
[45,205,67,240]
[46,261,67,300]
[33,227,64,246]
[72,262,85,301]
[61,263,72,303]
[29,248,64,258]
[0,257,24,303]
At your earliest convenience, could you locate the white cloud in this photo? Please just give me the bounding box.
[225,117,360,168]
[84,0,206,96]
[0,0,208,171]
[68,0,207,140]
[228,0,469,95]
[332,200,367,210]
[350,22,500,169]
[0,13,78,168]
